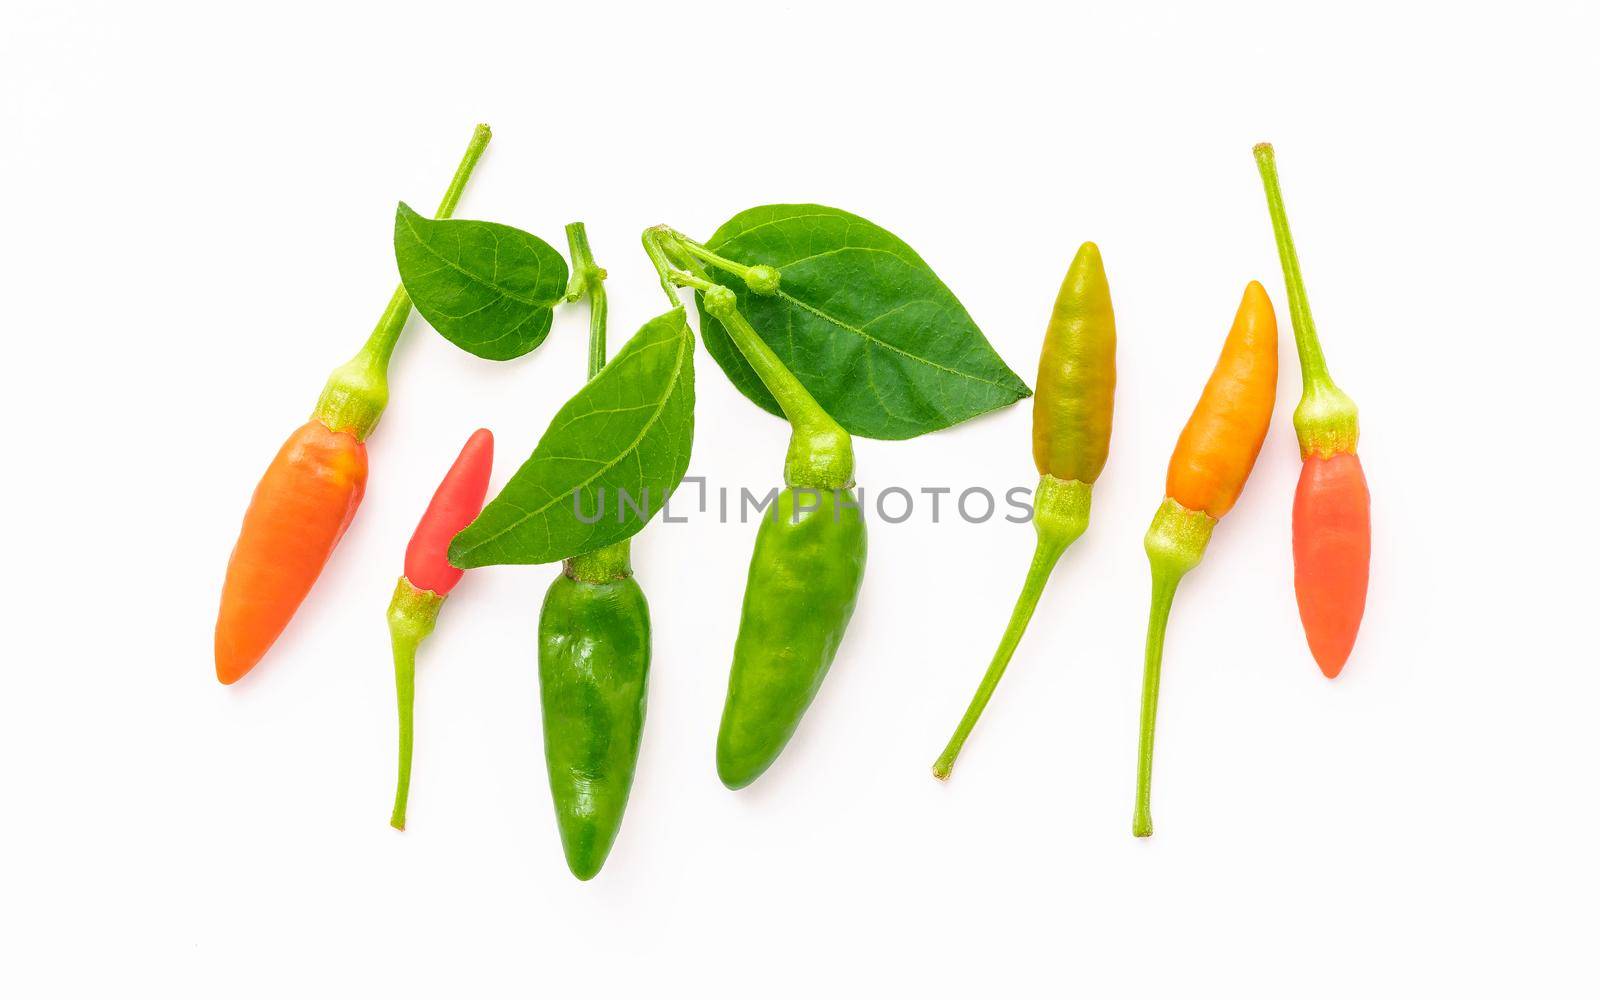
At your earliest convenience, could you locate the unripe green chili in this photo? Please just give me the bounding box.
[700,284,866,789]
[536,224,651,880]
[933,243,1116,779]
[644,227,868,789]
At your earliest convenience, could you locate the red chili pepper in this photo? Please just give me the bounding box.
[213,125,491,685]
[389,429,494,831]
[1254,143,1370,678]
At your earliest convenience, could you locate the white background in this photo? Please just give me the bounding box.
[3,1,1596,996]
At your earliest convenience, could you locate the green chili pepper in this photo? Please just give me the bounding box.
[536,225,651,880]
[718,486,868,788]
[641,229,868,789]
[933,242,1115,780]
[692,275,867,789]
[539,542,649,880]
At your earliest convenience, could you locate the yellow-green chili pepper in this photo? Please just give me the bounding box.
[933,242,1116,779]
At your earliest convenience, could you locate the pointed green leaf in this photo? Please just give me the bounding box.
[449,308,695,567]
[394,202,568,360]
[693,204,1030,440]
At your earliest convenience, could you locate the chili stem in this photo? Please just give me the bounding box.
[703,291,853,488]
[664,229,775,291]
[1133,570,1181,838]
[390,631,419,831]
[564,222,608,378]
[562,222,632,579]
[1253,143,1332,393]
[361,124,493,370]
[317,125,492,439]
[388,578,443,831]
[933,534,1068,779]
[642,227,706,304]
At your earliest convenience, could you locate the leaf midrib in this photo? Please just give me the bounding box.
[401,210,558,308]
[455,322,690,557]
[775,289,1020,393]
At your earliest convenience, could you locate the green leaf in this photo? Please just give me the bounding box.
[693,204,1030,440]
[394,202,569,361]
[449,308,696,567]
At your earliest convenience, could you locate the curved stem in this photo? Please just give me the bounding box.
[933,535,1067,779]
[705,300,823,429]
[932,476,1092,780]
[361,124,493,370]
[316,124,492,439]
[564,222,608,378]
[664,229,775,292]
[642,226,709,305]
[1253,143,1333,393]
[1133,498,1214,838]
[388,578,444,831]
[1133,570,1180,838]
[702,289,853,488]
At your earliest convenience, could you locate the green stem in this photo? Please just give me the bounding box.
[701,285,853,489]
[559,222,633,582]
[664,229,780,295]
[564,222,608,379]
[932,476,1092,780]
[1133,570,1180,838]
[1132,498,1215,838]
[388,578,444,831]
[1253,143,1331,392]
[316,124,492,439]
[1253,143,1359,459]
[641,226,708,305]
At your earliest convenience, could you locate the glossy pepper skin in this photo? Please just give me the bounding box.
[932,242,1114,780]
[1255,143,1370,678]
[539,544,650,880]
[1292,453,1369,671]
[1165,281,1278,518]
[1033,242,1117,484]
[216,420,367,683]
[213,125,491,685]
[687,280,867,790]
[1133,281,1277,837]
[533,223,654,879]
[718,488,868,789]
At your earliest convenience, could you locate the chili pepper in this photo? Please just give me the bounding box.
[1133,281,1277,837]
[388,428,494,831]
[932,242,1116,780]
[539,224,652,880]
[696,280,867,790]
[1254,143,1370,678]
[214,125,491,685]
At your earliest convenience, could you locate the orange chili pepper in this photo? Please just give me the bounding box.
[214,125,491,685]
[1255,143,1370,678]
[1165,280,1278,518]
[216,422,368,684]
[1133,282,1277,837]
